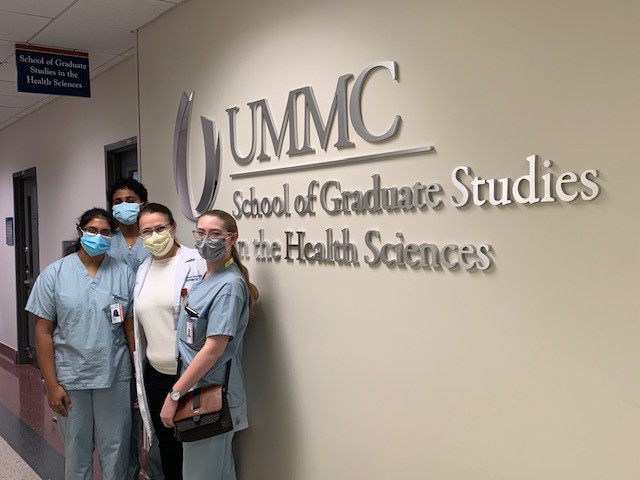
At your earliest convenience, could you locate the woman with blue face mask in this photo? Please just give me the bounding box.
[25,207,136,479]
[159,210,259,480]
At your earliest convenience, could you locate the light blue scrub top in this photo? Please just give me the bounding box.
[107,230,150,273]
[25,253,135,390]
[177,261,249,431]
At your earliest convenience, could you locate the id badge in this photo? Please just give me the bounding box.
[111,303,124,324]
[186,320,195,344]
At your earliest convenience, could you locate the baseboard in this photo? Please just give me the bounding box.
[0,343,17,364]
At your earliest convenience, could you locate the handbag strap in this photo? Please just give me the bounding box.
[192,389,201,409]
[222,358,232,392]
[189,360,230,411]
[176,354,232,390]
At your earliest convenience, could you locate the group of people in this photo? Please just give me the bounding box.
[25,178,258,480]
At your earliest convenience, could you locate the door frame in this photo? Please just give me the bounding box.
[104,136,138,207]
[13,167,39,365]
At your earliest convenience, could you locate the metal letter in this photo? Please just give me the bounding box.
[254,98,293,161]
[350,61,401,143]
[227,105,257,165]
[298,74,355,153]
[173,92,221,221]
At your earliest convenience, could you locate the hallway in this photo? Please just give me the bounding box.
[0,353,64,479]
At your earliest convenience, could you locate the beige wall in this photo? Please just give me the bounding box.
[0,57,138,350]
[136,1,639,478]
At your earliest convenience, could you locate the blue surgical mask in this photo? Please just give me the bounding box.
[112,202,140,225]
[80,232,112,257]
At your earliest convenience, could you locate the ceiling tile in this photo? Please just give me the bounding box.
[0,93,42,107]
[0,61,16,82]
[32,19,134,55]
[0,80,40,97]
[0,40,15,62]
[16,95,56,116]
[0,95,55,127]
[0,0,187,131]
[0,80,17,95]
[0,105,21,120]
[88,51,118,71]
[0,10,51,42]
[90,54,127,77]
[0,0,76,18]
[65,0,174,31]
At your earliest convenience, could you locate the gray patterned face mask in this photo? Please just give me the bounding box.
[195,236,228,263]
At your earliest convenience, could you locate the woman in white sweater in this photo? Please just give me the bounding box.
[133,203,206,479]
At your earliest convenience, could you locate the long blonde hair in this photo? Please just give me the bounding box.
[198,210,259,311]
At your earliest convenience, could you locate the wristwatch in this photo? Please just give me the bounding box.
[169,390,181,401]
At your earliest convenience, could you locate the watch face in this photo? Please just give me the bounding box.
[170,391,180,401]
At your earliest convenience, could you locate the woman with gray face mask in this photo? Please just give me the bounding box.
[159,209,258,480]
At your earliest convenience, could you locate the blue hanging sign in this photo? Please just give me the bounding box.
[15,44,91,98]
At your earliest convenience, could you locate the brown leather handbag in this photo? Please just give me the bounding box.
[173,360,233,442]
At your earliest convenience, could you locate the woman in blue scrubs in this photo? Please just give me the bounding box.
[158,210,259,480]
[25,208,135,480]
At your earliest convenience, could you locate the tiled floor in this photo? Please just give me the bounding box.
[0,353,152,480]
[0,354,65,479]
[0,435,41,479]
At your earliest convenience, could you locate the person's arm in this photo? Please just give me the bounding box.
[124,264,136,362]
[34,316,72,417]
[123,316,135,361]
[159,334,229,427]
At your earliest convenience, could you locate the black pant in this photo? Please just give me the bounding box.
[144,363,183,480]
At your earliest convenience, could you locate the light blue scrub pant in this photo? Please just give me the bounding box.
[57,380,131,480]
[183,431,235,480]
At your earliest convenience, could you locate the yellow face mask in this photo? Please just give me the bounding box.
[142,230,174,257]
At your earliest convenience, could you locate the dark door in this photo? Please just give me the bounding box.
[105,137,138,205]
[14,168,40,366]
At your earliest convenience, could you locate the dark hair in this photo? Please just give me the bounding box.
[73,207,117,253]
[139,202,176,226]
[138,203,179,247]
[107,178,148,205]
[198,210,259,311]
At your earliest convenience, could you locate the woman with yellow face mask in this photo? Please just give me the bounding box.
[133,203,206,479]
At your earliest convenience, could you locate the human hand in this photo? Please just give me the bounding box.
[46,383,71,417]
[160,396,178,428]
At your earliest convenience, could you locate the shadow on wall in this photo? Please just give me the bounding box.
[235,296,302,479]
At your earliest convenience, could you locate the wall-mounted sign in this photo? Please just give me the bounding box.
[173,60,603,271]
[5,218,14,246]
[15,44,90,98]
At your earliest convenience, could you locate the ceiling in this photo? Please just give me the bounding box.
[0,0,185,131]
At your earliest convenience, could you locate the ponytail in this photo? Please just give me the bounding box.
[231,245,259,314]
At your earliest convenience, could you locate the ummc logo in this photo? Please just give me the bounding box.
[173,92,221,222]
[173,60,430,219]
[227,60,401,165]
